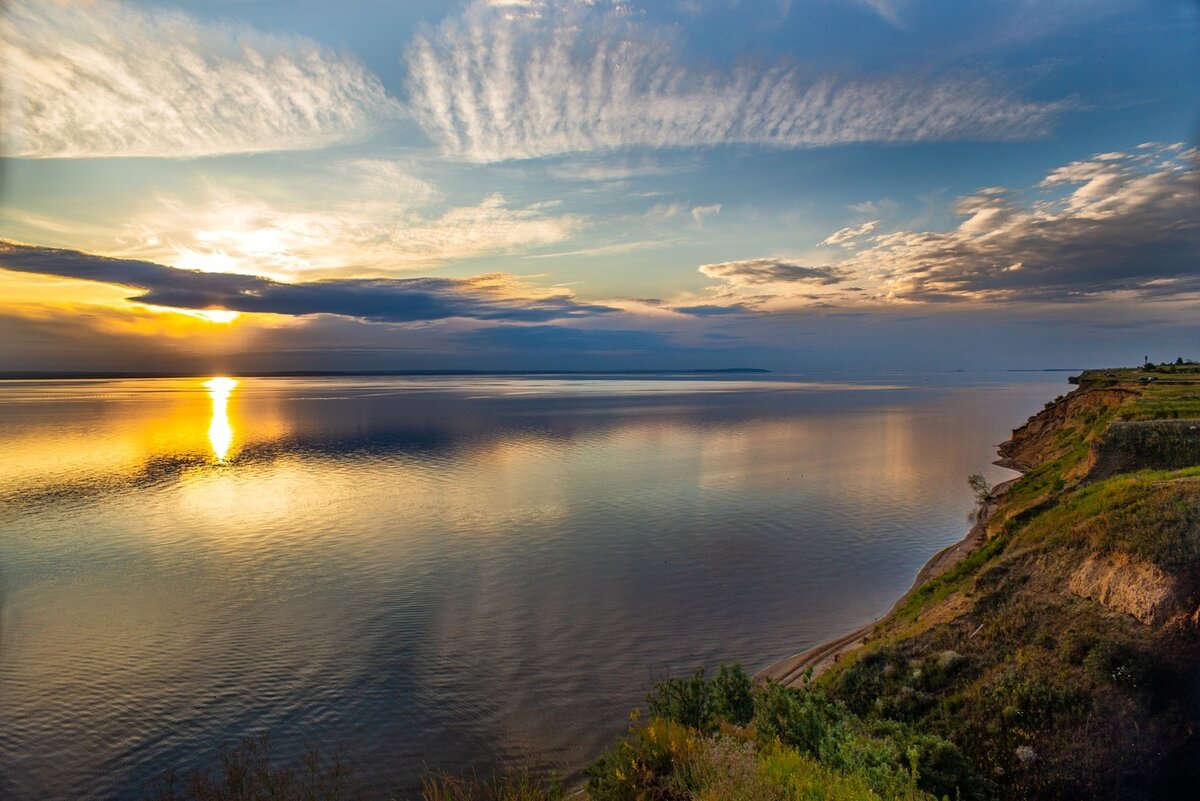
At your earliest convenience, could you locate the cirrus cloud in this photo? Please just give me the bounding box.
[404,0,1062,162]
[2,0,400,158]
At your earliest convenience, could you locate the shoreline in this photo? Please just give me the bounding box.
[755,475,1020,686]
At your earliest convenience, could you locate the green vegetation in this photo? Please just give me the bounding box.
[967,473,993,504]
[156,365,1200,800]
[807,368,1200,799]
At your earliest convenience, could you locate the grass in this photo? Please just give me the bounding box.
[814,367,1200,798]
[1017,469,1200,567]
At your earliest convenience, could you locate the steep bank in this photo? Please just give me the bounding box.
[792,365,1200,799]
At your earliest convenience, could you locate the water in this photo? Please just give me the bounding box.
[0,373,1065,799]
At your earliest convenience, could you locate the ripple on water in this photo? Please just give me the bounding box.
[0,375,1065,799]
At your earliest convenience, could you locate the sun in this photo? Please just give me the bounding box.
[195,309,240,324]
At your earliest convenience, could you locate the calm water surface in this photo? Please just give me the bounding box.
[0,373,1065,799]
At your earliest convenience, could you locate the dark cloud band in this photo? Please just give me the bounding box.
[0,242,615,323]
[698,259,843,287]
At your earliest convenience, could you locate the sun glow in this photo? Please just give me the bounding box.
[172,247,242,274]
[203,377,238,461]
[195,309,241,324]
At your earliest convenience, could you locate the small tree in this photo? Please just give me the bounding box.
[967,473,993,504]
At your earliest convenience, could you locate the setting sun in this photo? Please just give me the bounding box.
[195,309,240,324]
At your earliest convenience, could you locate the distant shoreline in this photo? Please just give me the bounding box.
[0,368,772,381]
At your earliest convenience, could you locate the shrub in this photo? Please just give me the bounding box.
[753,681,848,761]
[1083,639,1153,690]
[645,663,755,732]
[711,663,755,726]
[586,717,702,801]
[758,745,931,801]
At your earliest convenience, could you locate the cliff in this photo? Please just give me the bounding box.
[807,365,1200,799]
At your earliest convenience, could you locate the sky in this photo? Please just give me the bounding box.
[1,0,1198,373]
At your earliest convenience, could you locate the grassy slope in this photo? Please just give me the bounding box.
[812,366,1200,799]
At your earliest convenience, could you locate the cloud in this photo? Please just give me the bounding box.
[404,1,1060,162]
[124,167,582,277]
[852,0,906,25]
[842,145,1200,303]
[699,259,843,287]
[548,159,679,183]
[691,204,722,227]
[820,220,879,248]
[694,146,1200,308]
[0,241,616,323]
[673,304,750,316]
[2,0,399,158]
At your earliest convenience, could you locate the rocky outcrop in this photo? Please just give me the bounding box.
[1068,552,1198,626]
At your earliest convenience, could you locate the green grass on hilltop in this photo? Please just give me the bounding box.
[1019,469,1200,567]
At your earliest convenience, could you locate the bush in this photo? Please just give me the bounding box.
[1083,639,1153,690]
[711,663,755,726]
[586,717,702,801]
[645,663,754,732]
[753,682,848,761]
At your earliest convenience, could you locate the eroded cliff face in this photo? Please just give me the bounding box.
[997,388,1136,472]
[1068,552,1200,627]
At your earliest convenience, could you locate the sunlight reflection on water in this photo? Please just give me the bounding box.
[203,377,238,461]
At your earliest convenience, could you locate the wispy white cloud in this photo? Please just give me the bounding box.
[852,0,906,25]
[2,0,400,158]
[691,204,722,227]
[132,192,583,279]
[404,0,1060,162]
[548,159,679,183]
[62,159,579,277]
[820,220,879,248]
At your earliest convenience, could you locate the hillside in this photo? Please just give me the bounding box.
[803,365,1200,799]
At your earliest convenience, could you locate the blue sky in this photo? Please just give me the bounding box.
[0,0,1197,372]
